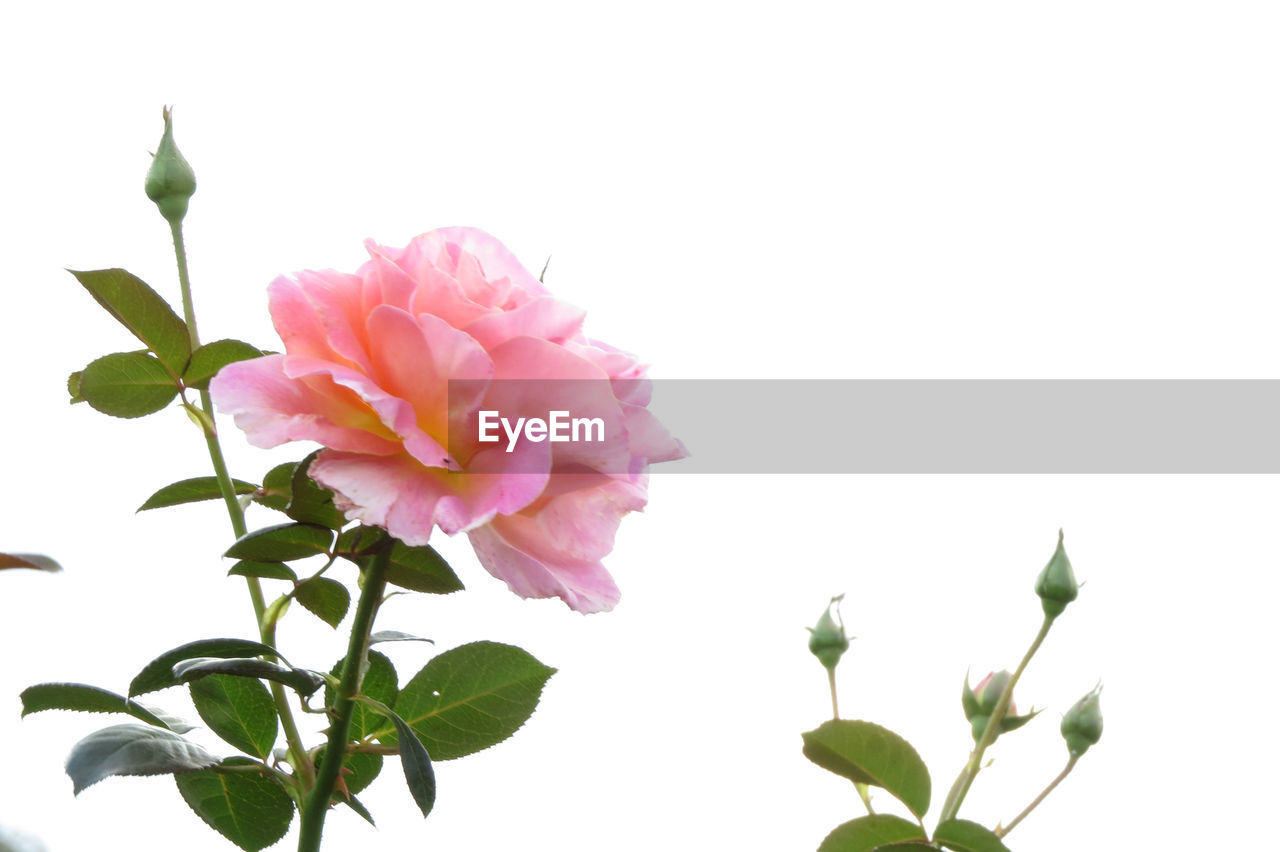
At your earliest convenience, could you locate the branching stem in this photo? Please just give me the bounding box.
[938,614,1055,823]
[996,755,1079,838]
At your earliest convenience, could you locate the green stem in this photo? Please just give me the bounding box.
[297,541,392,851]
[995,755,1079,838]
[169,221,197,342]
[827,668,875,815]
[167,219,313,790]
[938,614,1055,823]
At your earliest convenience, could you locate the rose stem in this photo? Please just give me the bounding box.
[297,541,392,851]
[828,658,874,814]
[937,614,1055,823]
[994,755,1079,838]
[168,219,315,790]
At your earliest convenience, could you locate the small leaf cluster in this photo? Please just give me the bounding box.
[66,267,262,419]
[801,721,1011,852]
[202,452,464,632]
[23,609,554,849]
[26,452,549,848]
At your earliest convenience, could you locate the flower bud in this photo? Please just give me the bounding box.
[963,670,1040,743]
[1034,529,1078,618]
[145,106,196,224]
[807,595,850,672]
[1061,686,1103,757]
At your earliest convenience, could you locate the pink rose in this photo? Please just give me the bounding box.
[211,227,683,612]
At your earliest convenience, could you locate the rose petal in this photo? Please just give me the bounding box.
[468,523,620,614]
[466,478,646,613]
[211,355,400,455]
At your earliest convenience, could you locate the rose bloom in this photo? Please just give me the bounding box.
[211,228,683,612]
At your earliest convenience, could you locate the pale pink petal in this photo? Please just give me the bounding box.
[569,338,653,404]
[282,354,449,467]
[294,269,378,374]
[461,440,552,519]
[529,478,648,561]
[468,522,621,614]
[621,404,689,463]
[267,277,346,366]
[422,227,549,302]
[359,239,417,313]
[463,296,585,350]
[486,337,632,471]
[312,447,547,540]
[363,305,493,457]
[211,355,400,455]
[363,244,490,329]
[310,452,445,545]
[465,478,645,613]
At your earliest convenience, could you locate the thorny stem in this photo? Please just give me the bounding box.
[297,542,392,851]
[168,220,313,790]
[996,755,1079,838]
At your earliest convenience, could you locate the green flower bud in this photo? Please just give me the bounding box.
[807,595,850,672]
[1034,529,1079,618]
[963,670,1040,743]
[1061,686,1103,757]
[145,106,196,224]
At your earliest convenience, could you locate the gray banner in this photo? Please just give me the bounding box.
[646,380,1280,473]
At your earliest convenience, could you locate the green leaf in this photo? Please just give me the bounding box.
[189,675,278,760]
[182,339,263,390]
[336,536,463,594]
[386,542,464,594]
[69,268,191,374]
[224,522,333,562]
[175,757,294,852]
[65,724,217,794]
[370,630,433,645]
[20,682,193,732]
[335,525,384,557]
[138,477,259,512]
[67,370,85,403]
[869,845,939,851]
[818,815,927,852]
[326,650,398,741]
[295,576,350,628]
[0,552,62,572]
[130,638,286,697]
[386,708,436,818]
[172,657,324,698]
[802,720,932,819]
[373,641,554,760]
[228,560,298,581]
[286,451,347,529]
[342,793,376,826]
[78,351,180,418]
[254,462,296,512]
[933,819,1013,852]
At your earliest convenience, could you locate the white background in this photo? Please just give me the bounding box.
[2,2,1278,850]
